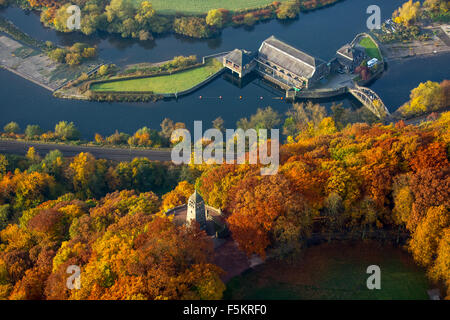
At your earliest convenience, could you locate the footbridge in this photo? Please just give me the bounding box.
[348,85,390,119]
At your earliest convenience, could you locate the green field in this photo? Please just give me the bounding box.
[132,0,279,15]
[91,59,223,94]
[359,37,383,61]
[225,242,429,300]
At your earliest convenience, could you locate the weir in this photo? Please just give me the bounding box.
[223,34,390,120]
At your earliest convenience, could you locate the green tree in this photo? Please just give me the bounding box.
[276,1,301,19]
[54,121,80,141]
[206,9,225,28]
[0,154,8,178]
[3,122,20,134]
[25,125,43,139]
[0,204,10,231]
[212,117,225,133]
[135,1,155,26]
[48,48,67,63]
[237,107,282,130]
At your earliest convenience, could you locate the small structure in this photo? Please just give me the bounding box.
[336,43,365,73]
[256,35,330,90]
[187,190,207,229]
[223,49,257,78]
[167,190,227,238]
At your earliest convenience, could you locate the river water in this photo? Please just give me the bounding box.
[0,0,449,138]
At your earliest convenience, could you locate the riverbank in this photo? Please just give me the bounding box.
[0,16,101,92]
[7,0,342,40]
[381,38,450,61]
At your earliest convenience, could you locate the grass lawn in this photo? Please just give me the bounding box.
[224,241,430,300]
[91,59,223,94]
[131,0,280,15]
[359,37,383,61]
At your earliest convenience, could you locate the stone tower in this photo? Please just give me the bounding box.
[186,190,207,229]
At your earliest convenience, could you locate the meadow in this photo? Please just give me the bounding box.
[359,36,383,61]
[224,241,429,300]
[132,0,280,15]
[91,59,224,94]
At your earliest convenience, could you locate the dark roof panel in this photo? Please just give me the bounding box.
[258,36,326,79]
[224,49,256,66]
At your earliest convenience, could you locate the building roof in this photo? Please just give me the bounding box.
[224,49,255,66]
[188,190,204,204]
[258,36,326,79]
[337,44,364,61]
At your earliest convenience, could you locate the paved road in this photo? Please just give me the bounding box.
[0,140,172,162]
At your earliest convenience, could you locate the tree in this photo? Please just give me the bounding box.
[0,155,8,178]
[0,204,10,231]
[105,0,136,23]
[237,107,281,130]
[276,1,300,19]
[409,205,449,267]
[26,147,41,163]
[48,48,67,63]
[429,228,450,299]
[393,0,421,26]
[3,122,20,134]
[135,1,155,26]
[283,102,328,138]
[161,181,195,212]
[54,121,80,141]
[98,65,110,76]
[82,47,97,59]
[227,173,312,258]
[243,13,256,26]
[212,117,225,133]
[173,17,212,38]
[65,52,82,66]
[206,9,225,28]
[160,118,175,140]
[25,125,43,139]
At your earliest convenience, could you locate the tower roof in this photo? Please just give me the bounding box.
[189,190,204,203]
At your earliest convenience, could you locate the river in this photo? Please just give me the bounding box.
[0,0,449,138]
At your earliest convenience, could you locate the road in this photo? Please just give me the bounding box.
[0,139,172,162]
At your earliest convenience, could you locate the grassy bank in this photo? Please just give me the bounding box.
[132,0,280,15]
[225,242,429,300]
[90,58,223,94]
[359,36,382,61]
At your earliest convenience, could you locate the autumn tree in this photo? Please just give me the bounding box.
[161,181,195,212]
[206,9,225,28]
[227,173,312,258]
[393,0,421,26]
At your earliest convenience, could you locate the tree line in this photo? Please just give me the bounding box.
[17,0,340,39]
[0,109,449,299]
